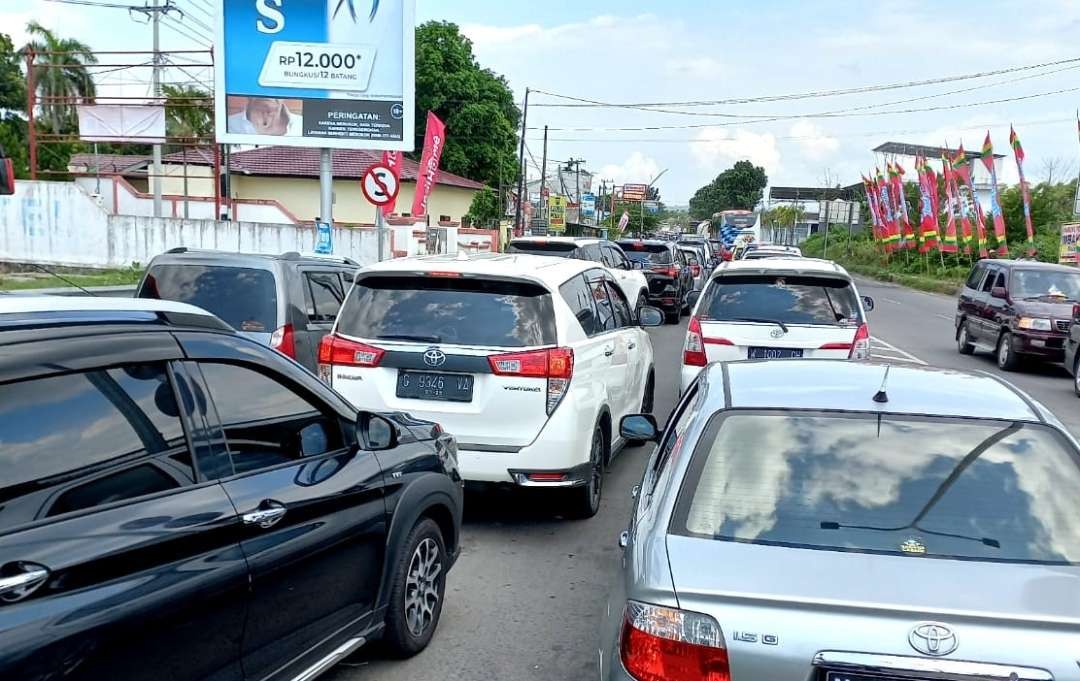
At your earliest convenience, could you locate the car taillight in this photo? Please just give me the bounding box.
[652,266,678,278]
[269,324,296,359]
[683,316,708,367]
[620,601,729,681]
[850,323,871,360]
[317,333,385,383]
[488,347,574,414]
[691,265,701,277]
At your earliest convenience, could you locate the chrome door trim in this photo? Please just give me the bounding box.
[812,651,1053,681]
[291,636,366,681]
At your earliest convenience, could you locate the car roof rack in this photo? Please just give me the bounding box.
[279,251,360,266]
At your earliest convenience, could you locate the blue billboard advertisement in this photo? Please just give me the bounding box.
[214,0,415,150]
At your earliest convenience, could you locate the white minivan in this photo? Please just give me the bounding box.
[320,253,663,517]
[680,257,875,393]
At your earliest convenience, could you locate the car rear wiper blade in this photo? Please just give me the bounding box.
[729,317,789,333]
[376,333,443,343]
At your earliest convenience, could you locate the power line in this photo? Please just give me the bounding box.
[160,18,210,47]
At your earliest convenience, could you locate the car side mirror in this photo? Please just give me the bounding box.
[861,295,875,312]
[620,414,659,440]
[686,289,702,310]
[991,287,1008,300]
[638,306,664,327]
[361,413,397,450]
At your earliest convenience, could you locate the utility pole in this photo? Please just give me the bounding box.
[540,125,548,231]
[513,87,530,237]
[151,0,163,218]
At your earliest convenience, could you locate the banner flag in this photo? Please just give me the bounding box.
[876,167,899,251]
[952,145,986,257]
[915,157,938,252]
[411,111,446,218]
[1010,125,1036,256]
[864,174,886,245]
[980,132,1008,255]
[941,153,961,254]
[891,162,916,248]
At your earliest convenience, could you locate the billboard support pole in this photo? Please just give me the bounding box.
[375,208,385,261]
[320,147,334,227]
[513,87,530,237]
[151,0,163,218]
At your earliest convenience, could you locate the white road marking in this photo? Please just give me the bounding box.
[935,313,952,321]
[870,336,927,365]
[871,353,924,364]
[883,297,903,305]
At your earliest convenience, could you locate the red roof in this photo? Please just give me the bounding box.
[69,153,151,174]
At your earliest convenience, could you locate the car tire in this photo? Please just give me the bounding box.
[996,332,1021,371]
[956,322,975,355]
[568,424,604,519]
[382,518,447,657]
[626,373,655,447]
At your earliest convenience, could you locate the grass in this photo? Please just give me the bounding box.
[0,267,143,291]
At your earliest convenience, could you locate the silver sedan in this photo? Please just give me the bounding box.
[600,359,1080,681]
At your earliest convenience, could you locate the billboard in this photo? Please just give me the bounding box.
[1060,223,1080,264]
[581,193,596,218]
[548,195,566,232]
[622,183,647,201]
[214,0,416,150]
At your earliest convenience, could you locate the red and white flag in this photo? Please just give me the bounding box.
[380,150,402,217]
[617,211,630,231]
[411,111,447,219]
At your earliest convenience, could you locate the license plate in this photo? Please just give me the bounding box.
[826,673,931,681]
[396,371,474,402]
[748,346,804,360]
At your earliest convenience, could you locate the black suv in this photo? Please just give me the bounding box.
[137,248,360,374]
[0,297,463,681]
[616,239,694,323]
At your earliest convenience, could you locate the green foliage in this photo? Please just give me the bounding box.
[604,202,660,238]
[414,21,519,188]
[464,187,500,226]
[21,21,98,134]
[689,160,768,218]
[0,32,25,112]
[162,84,212,141]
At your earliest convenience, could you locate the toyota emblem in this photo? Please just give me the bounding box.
[770,327,785,339]
[423,347,447,368]
[908,623,958,657]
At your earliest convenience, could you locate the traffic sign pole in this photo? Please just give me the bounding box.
[361,164,400,262]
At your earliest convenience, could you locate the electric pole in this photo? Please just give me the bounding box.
[151,0,163,218]
[513,87,530,237]
[540,125,548,231]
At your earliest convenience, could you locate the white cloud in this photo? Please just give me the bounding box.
[690,127,781,176]
[664,57,724,81]
[789,121,839,161]
[597,151,662,188]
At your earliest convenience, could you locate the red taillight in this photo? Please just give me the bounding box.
[269,324,296,359]
[683,316,708,367]
[691,265,701,277]
[850,323,871,360]
[488,347,574,414]
[427,271,462,278]
[318,333,385,368]
[526,472,567,482]
[620,601,730,681]
[819,341,853,350]
[652,266,678,278]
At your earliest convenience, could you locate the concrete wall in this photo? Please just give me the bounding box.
[0,180,379,268]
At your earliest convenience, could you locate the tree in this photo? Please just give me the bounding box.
[465,187,500,227]
[0,32,25,112]
[414,21,520,188]
[689,160,768,217]
[21,22,98,134]
[605,201,659,238]
[162,84,212,141]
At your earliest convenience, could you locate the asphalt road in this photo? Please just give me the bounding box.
[328,320,690,681]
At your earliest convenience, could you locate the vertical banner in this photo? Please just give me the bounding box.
[1010,125,1036,256]
[892,162,915,249]
[380,150,402,216]
[915,157,937,252]
[411,111,446,218]
[951,146,984,256]
[876,168,898,251]
[940,155,959,254]
[980,132,1008,255]
[862,175,883,246]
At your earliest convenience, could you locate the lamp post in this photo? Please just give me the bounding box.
[640,168,669,234]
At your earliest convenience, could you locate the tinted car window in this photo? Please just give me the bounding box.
[140,264,278,333]
[599,246,619,268]
[0,364,192,529]
[590,275,617,332]
[673,411,1080,565]
[965,265,985,289]
[507,241,577,257]
[980,268,998,292]
[619,243,673,265]
[1010,268,1080,301]
[605,280,632,327]
[338,275,557,348]
[679,250,700,266]
[559,273,600,336]
[305,272,345,322]
[580,244,603,262]
[700,275,861,326]
[200,363,343,474]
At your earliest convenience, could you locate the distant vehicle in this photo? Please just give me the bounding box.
[0,296,463,681]
[957,259,1080,371]
[680,257,873,393]
[137,248,359,374]
[617,239,696,324]
[602,359,1080,681]
[319,253,664,518]
[675,244,706,291]
[739,247,800,260]
[506,237,650,313]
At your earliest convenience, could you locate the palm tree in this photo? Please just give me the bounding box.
[162,84,212,141]
[21,21,98,134]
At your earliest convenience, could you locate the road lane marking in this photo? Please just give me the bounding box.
[871,353,924,364]
[935,313,952,321]
[883,297,903,305]
[870,336,927,365]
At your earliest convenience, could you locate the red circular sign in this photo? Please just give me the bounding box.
[362,164,400,206]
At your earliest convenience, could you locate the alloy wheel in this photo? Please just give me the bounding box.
[587,429,603,508]
[404,538,442,637]
[998,335,1010,368]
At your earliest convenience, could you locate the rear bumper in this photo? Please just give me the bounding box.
[458,439,592,484]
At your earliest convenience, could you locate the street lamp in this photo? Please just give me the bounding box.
[640,168,669,234]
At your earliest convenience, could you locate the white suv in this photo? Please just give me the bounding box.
[320,253,663,517]
[680,257,875,393]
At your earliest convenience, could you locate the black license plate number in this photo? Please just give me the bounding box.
[396,371,474,402]
[747,346,804,360]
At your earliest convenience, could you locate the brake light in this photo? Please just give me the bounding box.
[819,341,852,350]
[620,601,729,681]
[269,324,296,359]
[488,347,574,414]
[850,323,871,360]
[683,317,708,367]
[691,265,701,277]
[427,271,462,278]
[652,266,678,278]
[317,333,385,376]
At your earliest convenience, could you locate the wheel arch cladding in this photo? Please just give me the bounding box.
[597,407,612,464]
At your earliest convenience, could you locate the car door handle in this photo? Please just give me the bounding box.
[242,501,287,529]
[627,341,636,350]
[0,563,50,603]
[604,346,615,357]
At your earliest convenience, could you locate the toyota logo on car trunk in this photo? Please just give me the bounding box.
[423,347,447,368]
[908,623,958,657]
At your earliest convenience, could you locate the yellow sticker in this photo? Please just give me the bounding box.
[900,538,926,555]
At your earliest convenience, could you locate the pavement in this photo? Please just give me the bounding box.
[329,276,1080,681]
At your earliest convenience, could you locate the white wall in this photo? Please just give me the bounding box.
[0,181,379,268]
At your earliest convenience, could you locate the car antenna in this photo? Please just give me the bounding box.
[29,263,96,296]
[873,365,890,404]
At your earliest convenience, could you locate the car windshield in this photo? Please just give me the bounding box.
[699,275,861,326]
[507,242,576,257]
[679,250,700,265]
[1010,269,1080,301]
[672,411,1080,565]
[619,243,672,264]
[336,275,556,348]
[138,264,277,333]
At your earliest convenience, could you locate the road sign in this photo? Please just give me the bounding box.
[362,164,400,206]
[622,183,648,201]
[548,196,567,231]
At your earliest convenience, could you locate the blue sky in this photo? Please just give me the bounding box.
[6,0,1080,203]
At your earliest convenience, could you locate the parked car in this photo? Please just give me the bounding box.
[602,359,1080,681]
[506,236,650,313]
[137,248,359,374]
[956,259,1080,371]
[0,296,463,681]
[675,244,706,291]
[680,257,873,393]
[318,253,664,518]
[616,239,695,324]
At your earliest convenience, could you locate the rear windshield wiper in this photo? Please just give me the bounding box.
[729,317,789,333]
[376,333,443,343]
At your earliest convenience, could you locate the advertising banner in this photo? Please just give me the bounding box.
[77,104,166,143]
[1060,223,1080,264]
[581,193,596,218]
[622,183,647,201]
[548,196,566,232]
[411,111,445,217]
[215,0,416,150]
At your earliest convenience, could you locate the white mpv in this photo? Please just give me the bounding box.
[320,253,662,517]
[680,257,875,394]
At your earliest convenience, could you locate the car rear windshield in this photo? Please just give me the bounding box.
[507,242,577,257]
[139,264,277,333]
[699,275,861,326]
[336,275,557,348]
[672,411,1080,565]
[619,243,672,264]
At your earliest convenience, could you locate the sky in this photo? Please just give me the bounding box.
[6,0,1080,204]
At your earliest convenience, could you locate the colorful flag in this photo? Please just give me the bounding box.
[915,157,938,252]
[411,111,447,218]
[877,167,899,251]
[863,174,885,245]
[380,150,402,217]
[1010,125,1036,256]
[940,154,959,253]
[892,162,916,248]
[952,144,988,257]
[980,132,1008,255]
